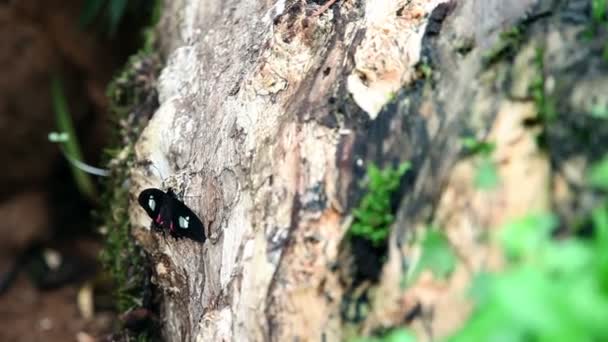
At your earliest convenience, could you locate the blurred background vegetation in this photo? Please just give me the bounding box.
[0,0,160,340]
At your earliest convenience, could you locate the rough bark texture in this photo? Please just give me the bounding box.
[129,0,608,341]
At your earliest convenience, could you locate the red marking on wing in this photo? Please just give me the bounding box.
[170,221,175,233]
[156,214,163,225]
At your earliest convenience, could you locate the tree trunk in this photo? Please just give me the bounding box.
[128,0,607,340]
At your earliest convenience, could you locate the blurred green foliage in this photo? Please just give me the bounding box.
[592,0,607,26]
[51,75,98,201]
[461,136,499,190]
[350,6,608,342]
[589,104,608,119]
[449,155,608,341]
[588,156,608,190]
[531,48,557,123]
[352,328,416,342]
[409,227,457,282]
[81,0,163,37]
[351,153,608,342]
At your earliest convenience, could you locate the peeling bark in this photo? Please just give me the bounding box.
[127,0,608,341]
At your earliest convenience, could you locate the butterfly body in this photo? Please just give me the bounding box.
[138,188,206,243]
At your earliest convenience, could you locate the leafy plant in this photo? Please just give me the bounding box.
[349,162,411,247]
[450,211,608,341]
[448,155,608,341]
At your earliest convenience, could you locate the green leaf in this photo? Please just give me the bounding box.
[384,328,416,342]
[108,0,128,35]
[589,104,608,119]
[51,75,97,201]
[542,240,592,275]
[350,328,416,342]
[461,137,495,156]
[371,230,389,247]
[397,162,412,176]
[492,268,560,332]
[475,158,499,190]
[592,203,608,245]
[451,203,608,341]
[592,0,607,24]
[449,303,522,342]
[367,164,382,183]
[500,213,557,259]
[412,228,456,280]
[588,156,608,190]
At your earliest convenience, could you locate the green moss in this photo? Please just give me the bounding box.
[415,61,433,80]
[99,51,161,313]
[98,146,142,312]
[341,162,411,326]
[530,48,556,123]
[97,20,162,341]
[348,162,411,248]
[482,26,525,66]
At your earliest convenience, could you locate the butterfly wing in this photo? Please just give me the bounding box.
[138,188,166,221]
[166,190,206,243]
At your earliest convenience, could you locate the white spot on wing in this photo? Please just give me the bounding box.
[148,196,156,211]
[179,216,190,229]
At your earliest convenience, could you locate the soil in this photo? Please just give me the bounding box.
[0,275,114,342]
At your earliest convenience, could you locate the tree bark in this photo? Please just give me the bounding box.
[128,0,607,340]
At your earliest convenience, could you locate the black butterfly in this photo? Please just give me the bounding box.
[138,188,206,243]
